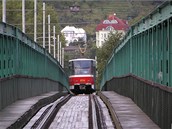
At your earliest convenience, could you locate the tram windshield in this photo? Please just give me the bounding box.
[69,60,96,75]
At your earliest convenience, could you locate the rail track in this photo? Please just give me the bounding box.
[23,94,114,129]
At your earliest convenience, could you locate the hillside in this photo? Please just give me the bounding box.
[0,1,163,40]
[47,1,163,38]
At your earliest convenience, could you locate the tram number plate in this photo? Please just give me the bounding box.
[80,85,85,90]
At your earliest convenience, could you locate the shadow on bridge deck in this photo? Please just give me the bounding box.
[0,91,68,129]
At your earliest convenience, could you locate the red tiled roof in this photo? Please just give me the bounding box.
[96,14,129,31]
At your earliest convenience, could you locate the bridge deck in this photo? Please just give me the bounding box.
[100,91,160,129]
[0,91,161,129]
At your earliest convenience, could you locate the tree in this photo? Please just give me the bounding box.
[96,32,122,89]
[0,1,66,56]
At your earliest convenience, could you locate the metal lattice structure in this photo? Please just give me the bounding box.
[100,2,172,129]
[0,21,69,110]
[0,22,68,89]
[101,1,172,89]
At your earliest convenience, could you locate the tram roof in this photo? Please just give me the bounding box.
[69,58,96,62]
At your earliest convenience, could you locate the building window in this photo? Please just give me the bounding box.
[103,20,110,24]
[104,33,106,38]
[111,20,118,24]
[101,33,103,39]
[106,26,114,31]
[103,19,118,24]
[101,41,104,45]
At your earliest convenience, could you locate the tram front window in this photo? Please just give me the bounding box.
[74,61,91,75]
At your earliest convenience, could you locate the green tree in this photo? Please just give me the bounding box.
[96,32,122,89]
[0,1,66,56]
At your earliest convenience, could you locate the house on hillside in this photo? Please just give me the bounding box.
[96,13,129,48]
[61,26,87,46]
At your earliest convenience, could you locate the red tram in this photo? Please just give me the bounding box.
[69,58,96,94]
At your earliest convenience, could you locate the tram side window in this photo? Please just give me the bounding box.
[69,62,75,75]
[92,61,96,76]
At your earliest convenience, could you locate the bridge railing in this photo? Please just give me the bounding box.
[100,1,172,129]
[0,22,68,85]
[102,74,172,129]
[101,1,172,88]
[0,22,69,110]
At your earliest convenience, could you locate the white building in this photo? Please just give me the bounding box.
[96,14,129,48]
[61,26,87,46]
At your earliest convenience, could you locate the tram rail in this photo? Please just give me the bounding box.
[23,93,114,129]
[23,94,71,129]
